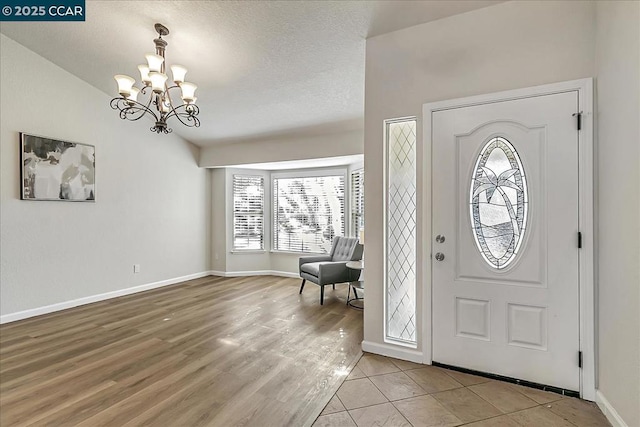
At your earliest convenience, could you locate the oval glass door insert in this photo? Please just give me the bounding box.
[470,137,528,269]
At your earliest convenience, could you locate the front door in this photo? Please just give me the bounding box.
[431,91,580,391]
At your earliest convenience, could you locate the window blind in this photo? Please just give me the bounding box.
[273,175,345,253]
[233,175,264,251]
[351,169,364,237]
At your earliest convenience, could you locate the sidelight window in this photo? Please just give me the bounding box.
[385,118,417,345]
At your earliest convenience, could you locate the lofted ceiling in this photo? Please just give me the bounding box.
[0,0,502,147]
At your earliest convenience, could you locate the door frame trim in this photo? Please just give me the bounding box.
[421,78,595,400]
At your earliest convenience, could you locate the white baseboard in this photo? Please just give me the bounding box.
[0,271,212,325]
[362,340,424,364]
[209,270,227,276]
[595,390,629,427]
[209,270,299,279]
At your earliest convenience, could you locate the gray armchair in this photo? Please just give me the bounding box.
[299,236,364,305]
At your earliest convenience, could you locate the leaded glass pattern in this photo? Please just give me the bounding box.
[385,119,417,345]
[470,137,528,269]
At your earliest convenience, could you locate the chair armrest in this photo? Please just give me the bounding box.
[299,255,332,271]
[317,261,357,284]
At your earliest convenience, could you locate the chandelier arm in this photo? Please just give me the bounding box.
[142,86,161,112]
[135,86,158,117]
[137,93,160,120]
[164,86,178,113]
[165,84,182,93]
[110,97,161,122]
[110,98,145,121]
[163,104,201,128]
[163,85,194,112]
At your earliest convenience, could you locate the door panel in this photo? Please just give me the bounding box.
[432,92,580,391]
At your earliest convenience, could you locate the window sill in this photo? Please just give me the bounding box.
[230,250,267,255]
[270,250,328,256]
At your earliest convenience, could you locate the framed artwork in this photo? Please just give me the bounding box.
[20,133,95,201]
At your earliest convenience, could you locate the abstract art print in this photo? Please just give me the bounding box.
[20,133,95,201]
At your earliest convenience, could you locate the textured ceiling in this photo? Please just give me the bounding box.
[0,0,502,147]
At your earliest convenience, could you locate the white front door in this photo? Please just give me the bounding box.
[431,91,580,391]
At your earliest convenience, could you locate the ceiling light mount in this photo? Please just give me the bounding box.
[110,23,200,134]
[154,23,169,37]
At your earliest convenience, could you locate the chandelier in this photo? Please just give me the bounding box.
[111,23,200,134]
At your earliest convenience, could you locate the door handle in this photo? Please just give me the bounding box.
[435,252,445,261]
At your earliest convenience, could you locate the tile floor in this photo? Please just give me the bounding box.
[314,353,610,427]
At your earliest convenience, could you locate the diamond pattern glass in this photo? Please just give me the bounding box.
[385,119,417,344]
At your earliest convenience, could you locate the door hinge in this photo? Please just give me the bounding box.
[578,351,583,368]
[578,232,582,249]
[573,111,583,131]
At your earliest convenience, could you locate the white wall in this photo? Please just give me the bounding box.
[595,1,640,425]
[0,34,211,319]
[363,0,596,357]
[211,168,227,272]
[199,129,363,168]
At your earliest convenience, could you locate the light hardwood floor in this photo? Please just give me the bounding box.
[0,275,363,426]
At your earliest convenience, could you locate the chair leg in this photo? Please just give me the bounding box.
[353,288,359,299]
[320,285,325,305]
[346,284,351,305]
[299,279,306,294]
[332,284,335,290]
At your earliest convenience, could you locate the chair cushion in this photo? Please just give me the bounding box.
[300,262,323,277]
